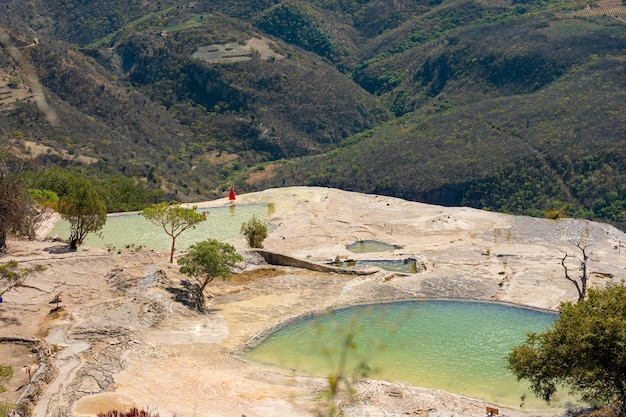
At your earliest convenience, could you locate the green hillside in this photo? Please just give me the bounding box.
[1,0,625,228]
[253,6,626,228]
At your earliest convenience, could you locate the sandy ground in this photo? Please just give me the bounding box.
[2,187,626,417]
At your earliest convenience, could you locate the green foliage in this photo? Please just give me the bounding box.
[57,178,107,250]
[28,188,59,210]
[240,215,268,248]
[93,175,164,213]
[30,0,180,46]
[178,239,243,311]
[139,202,207,263]
[25,167,82,200]
[26,168,163,213]
[507,282,626,413]
[0,260,46,298]
[0,401,13,417]
[0,365,13,394]
[254,3,335,60]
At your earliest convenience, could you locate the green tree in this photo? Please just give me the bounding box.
[27,168,163,213]
[139,202,206,263]
[240,215,268,248]
[0,260,46,299]
[178,239,243,312]
[94,174,164,212]
[26,167,79,200]
[507,282,626,414]
[0,154,31,253]
[57,179,107,250]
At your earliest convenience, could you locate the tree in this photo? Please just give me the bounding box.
[178,239,243,312]
[26,167,82,199]
[21,189,59,241]
[560,223,597,303]
[93,174,164,213]
[57,179,107,250]
[240,215,268,248]
[139,202,206,263]
[0,155,31,253]
[0,260,46,299]
[507,282,626,414]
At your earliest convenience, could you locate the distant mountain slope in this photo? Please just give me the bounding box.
[257,58,625,203]
[245,3,626,228]
[1,0,625,229]
[0,2,389,198]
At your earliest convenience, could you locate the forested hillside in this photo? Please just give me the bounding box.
[0,0,625,229]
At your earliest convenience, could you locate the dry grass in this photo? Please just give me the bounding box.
[565,0,626,22]
[245,163,279,185]
[97,408,164,417]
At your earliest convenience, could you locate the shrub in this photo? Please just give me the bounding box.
[0,365,12,394]
[240,215,268,248]
[0,402,13,417]
[97,408,161,417]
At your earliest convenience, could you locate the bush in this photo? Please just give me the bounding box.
[0,365,12,394]
[0,402,13,417]
[0,365,13,417]
[240,215,268,248]
[97,408,161,417]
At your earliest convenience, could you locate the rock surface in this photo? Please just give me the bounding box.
[1,187,625,417]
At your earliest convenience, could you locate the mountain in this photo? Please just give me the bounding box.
[0,0,625,229]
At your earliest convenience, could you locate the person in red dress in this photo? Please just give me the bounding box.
[228,185,236,204]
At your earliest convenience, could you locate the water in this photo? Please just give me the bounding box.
[330,258,418,273]
[346,240,401,253]
[246,300,572,411]
[48,203,270,250]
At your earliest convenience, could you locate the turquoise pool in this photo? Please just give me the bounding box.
[246,300,575,411]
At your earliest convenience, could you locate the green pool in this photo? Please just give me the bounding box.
[346,240,401,253]
[48,203,270,250]
[246,300,575,411]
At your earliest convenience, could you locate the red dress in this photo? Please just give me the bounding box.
[229,188,236,202]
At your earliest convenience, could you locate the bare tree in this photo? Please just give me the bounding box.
[0,155,31,253]
[21,205,53,241]
[559,224,597,303]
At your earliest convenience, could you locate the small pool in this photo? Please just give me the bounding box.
[330,258,419,273]
[245,300,574,411]
[346,240,401,253]
[48,203,270,250]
